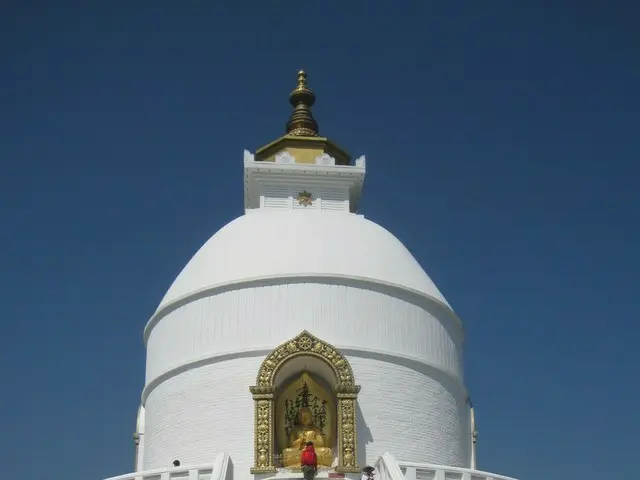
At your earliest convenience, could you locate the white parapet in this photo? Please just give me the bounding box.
[375,453,519,480]
[397,461,518,480]
[103,453,232,480]
[103,452,519,480]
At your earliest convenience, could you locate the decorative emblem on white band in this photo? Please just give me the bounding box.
[296,190,313,207]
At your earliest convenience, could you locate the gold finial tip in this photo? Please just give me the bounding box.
[286,69,318,136]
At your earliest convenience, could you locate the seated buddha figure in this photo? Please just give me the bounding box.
[282,407,333,468]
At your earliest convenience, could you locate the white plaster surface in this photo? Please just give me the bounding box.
[145,282,462,386]
[143,352,469,475]
[153,211,451,313]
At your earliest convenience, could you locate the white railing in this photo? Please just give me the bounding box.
[103,453,232,480]
[376,452,518,480]
[375,452,406,480]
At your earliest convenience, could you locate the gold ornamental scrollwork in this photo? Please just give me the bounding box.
[250,331,361,473]
[250,385,277,474]
[256,330,356,388]
[336,383,361,473]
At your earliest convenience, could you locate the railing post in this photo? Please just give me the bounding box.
[404,467,417,480]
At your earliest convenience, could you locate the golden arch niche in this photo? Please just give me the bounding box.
[249,331,361,474]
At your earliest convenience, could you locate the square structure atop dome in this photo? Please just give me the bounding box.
[243,150,366,213]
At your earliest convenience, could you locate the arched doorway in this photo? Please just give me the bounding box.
[249,331,361,474]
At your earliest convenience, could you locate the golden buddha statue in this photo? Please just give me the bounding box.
[282,407,333,468]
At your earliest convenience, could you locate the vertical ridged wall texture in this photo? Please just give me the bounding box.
[143,282,468,473]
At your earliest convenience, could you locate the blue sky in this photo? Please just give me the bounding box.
[1,2,638,479]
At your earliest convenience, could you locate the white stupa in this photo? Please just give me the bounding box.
[106,71,519,480]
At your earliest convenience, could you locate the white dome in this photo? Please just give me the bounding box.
[157,210,450,312]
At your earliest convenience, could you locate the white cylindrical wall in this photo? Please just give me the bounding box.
[349,355,469,467]
[144,357,262,475]
[143,282,468,472]
[143,354,468,473]
[145,282,463,385]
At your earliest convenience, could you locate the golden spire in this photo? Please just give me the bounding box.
[255,69,350,166]
[285,70,319,137]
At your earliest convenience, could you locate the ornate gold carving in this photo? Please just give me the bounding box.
[250,396,277,474]
[256,331,356,388]
[250,331,361,473]
[250,385,276,397]
[296,191,313,207]
[336,397,359,473]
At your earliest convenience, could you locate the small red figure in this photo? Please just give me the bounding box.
[300,442,318,480]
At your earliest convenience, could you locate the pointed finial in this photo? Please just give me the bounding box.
[285,69,319,137]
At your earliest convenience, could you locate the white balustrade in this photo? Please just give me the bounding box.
[102,453,517,480]
[103,465,212,480]
[375,452,518,480]
[104,454,232,480]
[397,460,518,480]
